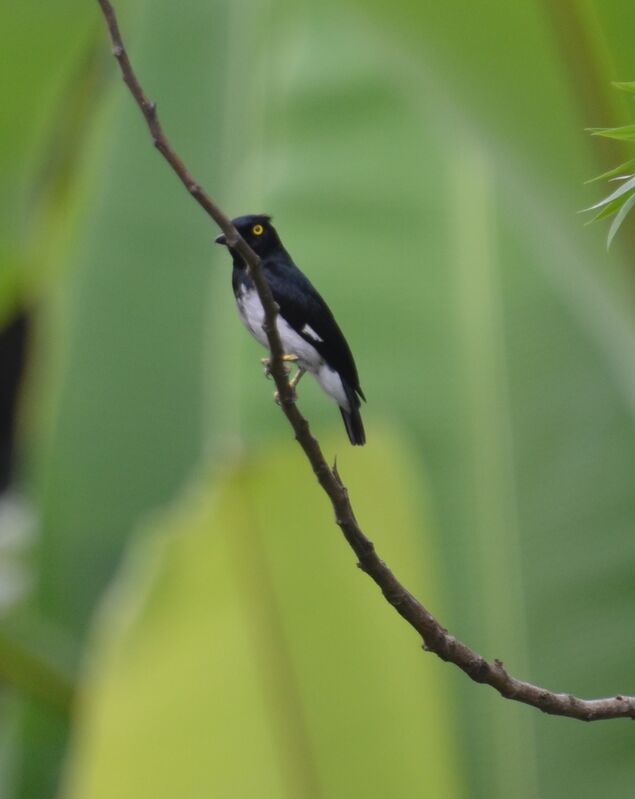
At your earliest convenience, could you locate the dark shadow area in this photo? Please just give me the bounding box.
[0,310,29,494]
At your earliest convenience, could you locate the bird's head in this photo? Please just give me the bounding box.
[215,214,279,257]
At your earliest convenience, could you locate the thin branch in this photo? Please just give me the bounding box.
[95,0,635,722]
[95,0,293,398]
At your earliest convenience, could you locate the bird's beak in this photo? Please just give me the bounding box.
[214,233,227,246]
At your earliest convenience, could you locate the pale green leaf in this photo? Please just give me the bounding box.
[61,434,463,799]
[607,191,635,248]
[588,123,635,140]
[585,195,631,224]
[585,174,635,211]
[585,160,635,184]
[612,81,635,94]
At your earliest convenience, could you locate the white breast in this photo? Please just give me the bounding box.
[236,285,350,411]
[236,286,323,370]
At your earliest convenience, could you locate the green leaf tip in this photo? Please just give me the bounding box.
[607,192,635,249]
[612,81,635,94]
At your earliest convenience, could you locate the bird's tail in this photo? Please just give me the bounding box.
[340,384,365,446]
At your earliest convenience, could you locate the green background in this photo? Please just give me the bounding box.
[1,0,634,797]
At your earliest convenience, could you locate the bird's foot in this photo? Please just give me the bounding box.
[274,388,291,406]
[273,367,306,406]
[289,366,306,392]
[261,354,298,379]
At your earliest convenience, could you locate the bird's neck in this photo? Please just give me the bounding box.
[229,244,289,271]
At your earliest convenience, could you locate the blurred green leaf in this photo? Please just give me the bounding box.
[0,1,97,321]
[585,158,635,183]
[612,80,635,93]
[60,432,463,799]
[585,82,635,242]
[0,616,76,713]
[589,123,635,140]
[607,191,635,248]
[585,194,632,224]
[246,4,635,797]
[16,1,239,796]
[585,173,635,211]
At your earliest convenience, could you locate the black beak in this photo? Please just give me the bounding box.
[214,233,227,245]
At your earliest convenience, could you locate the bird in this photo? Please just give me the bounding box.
[215,214,366,445]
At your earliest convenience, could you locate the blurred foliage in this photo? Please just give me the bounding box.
[61,435,461,799]
[1,1,635,798]
[586,82,635,246]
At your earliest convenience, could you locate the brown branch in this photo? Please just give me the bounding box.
[95,0,635,722]
[95,0,293,398]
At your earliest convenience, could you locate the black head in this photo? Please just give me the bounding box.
[214,214,281,257]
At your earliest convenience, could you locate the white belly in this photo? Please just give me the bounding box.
[236,286,349,410]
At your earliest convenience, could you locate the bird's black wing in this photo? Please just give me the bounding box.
[263,256,364,400]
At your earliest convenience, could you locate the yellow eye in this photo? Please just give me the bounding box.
[252,224,264,236]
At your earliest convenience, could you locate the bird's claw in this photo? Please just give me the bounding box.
[273,384,298,406]
[261,354,298,380]
[273,366,306,405]
[261,357,273,379]
[261,356,304,404]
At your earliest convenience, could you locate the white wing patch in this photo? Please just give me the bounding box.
[302,323,323,343]
[236,286,349,409]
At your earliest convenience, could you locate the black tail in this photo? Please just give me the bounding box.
[340,384,365,446]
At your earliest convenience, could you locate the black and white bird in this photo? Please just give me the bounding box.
[215,214,366,445]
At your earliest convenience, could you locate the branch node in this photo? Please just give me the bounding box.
[493,658,506,674]
[381,586,399,605]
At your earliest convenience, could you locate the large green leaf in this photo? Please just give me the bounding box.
[226,4,635,797]
[60,433,462,799]
[13,1,238,796]
[0,1,97,320]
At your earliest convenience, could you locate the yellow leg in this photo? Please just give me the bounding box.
[273,366,306,405]
[289,366,306,392]
[261,354,298,379]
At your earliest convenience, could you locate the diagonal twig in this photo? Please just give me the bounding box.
[94,0,293,398]
[95,0,635,722]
